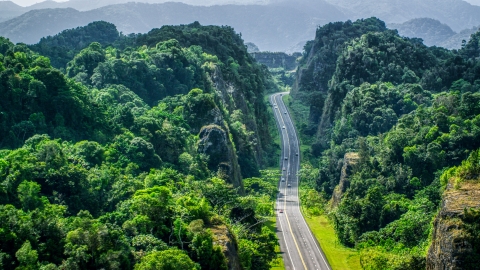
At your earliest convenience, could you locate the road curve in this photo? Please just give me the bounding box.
[270,92,331,270]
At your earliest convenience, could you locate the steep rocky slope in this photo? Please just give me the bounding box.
[198,125,244,193]
[330,152,359,207]
[250,52,299,71]
[427,157,480,269]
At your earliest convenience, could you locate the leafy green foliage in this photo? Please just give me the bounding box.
[0,22,279,269]
[293,16,480,267]
[29,21,119,70]
[0,40,107,148]
[134,249,198,270]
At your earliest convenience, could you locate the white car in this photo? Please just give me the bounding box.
[282,125,285,129]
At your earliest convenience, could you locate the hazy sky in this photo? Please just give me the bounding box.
[10,0,272,7]
[8,0,480,8]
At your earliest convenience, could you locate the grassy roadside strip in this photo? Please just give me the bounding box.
[301,211,361,270]
[266,216,286,270]
[282,94,362,270]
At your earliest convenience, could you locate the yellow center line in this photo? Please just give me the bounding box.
[276,93,308,270]
[285,211,308,269]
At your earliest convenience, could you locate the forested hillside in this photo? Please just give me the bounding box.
[293,17,480,268]
[0,22,280,269]
[29,21,120,70]
[0,1,345,53]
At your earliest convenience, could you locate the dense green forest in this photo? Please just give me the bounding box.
[293,17,480,269]
[0,22,281,269]
[28,21,120,70]
[3,14,480,270]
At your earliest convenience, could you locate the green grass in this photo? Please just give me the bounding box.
[303,214,361,270]
[266,218,286,270]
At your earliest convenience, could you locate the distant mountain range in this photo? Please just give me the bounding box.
[1,0,480,51]
[324,0,480,31]
[389,18,480,49]
[0,1,346,52]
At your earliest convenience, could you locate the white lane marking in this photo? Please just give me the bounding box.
[271,94,296,270]
[275,94,308,270]
[281,93,332,270]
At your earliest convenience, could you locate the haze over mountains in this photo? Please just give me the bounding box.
[1,0,480,51]
[0,1,346,52]
[389,18,480,49]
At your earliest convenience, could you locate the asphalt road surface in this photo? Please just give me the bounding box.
[270,92,331,270]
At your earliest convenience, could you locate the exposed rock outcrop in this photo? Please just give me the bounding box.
[250,52,299,71]
[198,124,244,193]
[331,152,359,208]
[210,66,266,172]
[426,180,480,269]
[211,225,241,270]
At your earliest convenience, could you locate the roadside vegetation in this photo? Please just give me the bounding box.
[0,22,282,270]
[292,17,480,269]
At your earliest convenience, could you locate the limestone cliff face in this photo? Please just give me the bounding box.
[198,124,244,194]
[331,152,359,208]
[211,225,241,270]
[250,52,299,71]
[426,180,480,269]
[210,66,268,172]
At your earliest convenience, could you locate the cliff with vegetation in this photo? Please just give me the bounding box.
[250,52,299,71]
[427,151,480,269]
[331,152,359,208]
[0,22,279,269]
[291,16,480,268]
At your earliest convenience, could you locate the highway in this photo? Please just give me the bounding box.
[270,92,331,270]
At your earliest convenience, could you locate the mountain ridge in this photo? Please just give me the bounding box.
[0,1,345,52]
[2,0,480,52]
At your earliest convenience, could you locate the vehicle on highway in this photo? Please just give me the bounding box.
[287,184,291,187]
[296,153,299,156]
[284,112,287,114]
[284,157,288,160]
[281,177,285,182]
[282,168,285,171]
[279,209,283,213]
